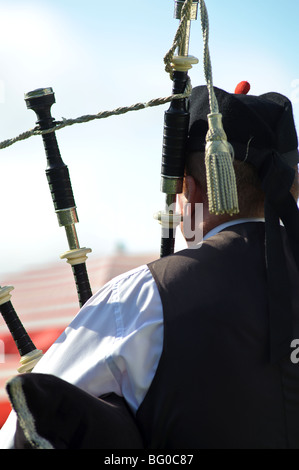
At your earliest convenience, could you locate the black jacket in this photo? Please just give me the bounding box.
[136,222,299,449]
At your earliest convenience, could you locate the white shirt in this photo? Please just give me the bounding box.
[0,218,264,448]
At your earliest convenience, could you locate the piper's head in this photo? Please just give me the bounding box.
[179,83,299,242]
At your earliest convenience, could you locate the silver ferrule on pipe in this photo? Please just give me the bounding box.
[174,0,199,20]
[56,207,80,250]
[160,175,184,195]
[64,225,80,251]
[174,1,199,57]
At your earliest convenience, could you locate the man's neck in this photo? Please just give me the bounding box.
[203,217,266,241]
[202,212,241,239]
[201,204,264,238]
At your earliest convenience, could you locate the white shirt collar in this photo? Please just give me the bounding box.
[203,218,266,241]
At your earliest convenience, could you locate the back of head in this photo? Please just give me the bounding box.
[185,82,299,364]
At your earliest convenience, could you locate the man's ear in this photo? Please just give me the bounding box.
[178,175,202,216]
[183,175,198,204]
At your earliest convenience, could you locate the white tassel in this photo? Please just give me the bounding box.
[199,0,239,216]
[205,113,239,215]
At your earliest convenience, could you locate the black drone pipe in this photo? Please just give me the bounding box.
[157,0,199,258]
[0,285,43,372]
[0,1,199,373]
[159,70,191,257]
[25,88,92,307]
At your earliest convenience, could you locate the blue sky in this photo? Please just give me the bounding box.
[0,0,298,276]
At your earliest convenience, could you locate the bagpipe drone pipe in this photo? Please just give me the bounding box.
[0,0,200,448]
[155,0,199,257]
[0,87,93,375]
[0,0,199,375]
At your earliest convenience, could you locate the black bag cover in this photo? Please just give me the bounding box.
[6,373,144,449]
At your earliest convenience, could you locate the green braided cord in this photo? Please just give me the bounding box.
[199,0,239,215]
[199,0,218,114]
[163,0,194,79]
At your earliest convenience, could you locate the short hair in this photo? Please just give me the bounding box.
[185,152,298,217]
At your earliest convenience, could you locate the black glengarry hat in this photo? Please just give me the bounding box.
[187,83,299,168]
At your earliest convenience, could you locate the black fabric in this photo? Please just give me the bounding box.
[187,86,299,165]
[136,223,299,449]
[6,373,144,449]
[187,85,299,364]
[258,151,297,362]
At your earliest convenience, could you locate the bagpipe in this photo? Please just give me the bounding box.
[0,0,200,375]
[0,0,204,449]
[4,0,287,450]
